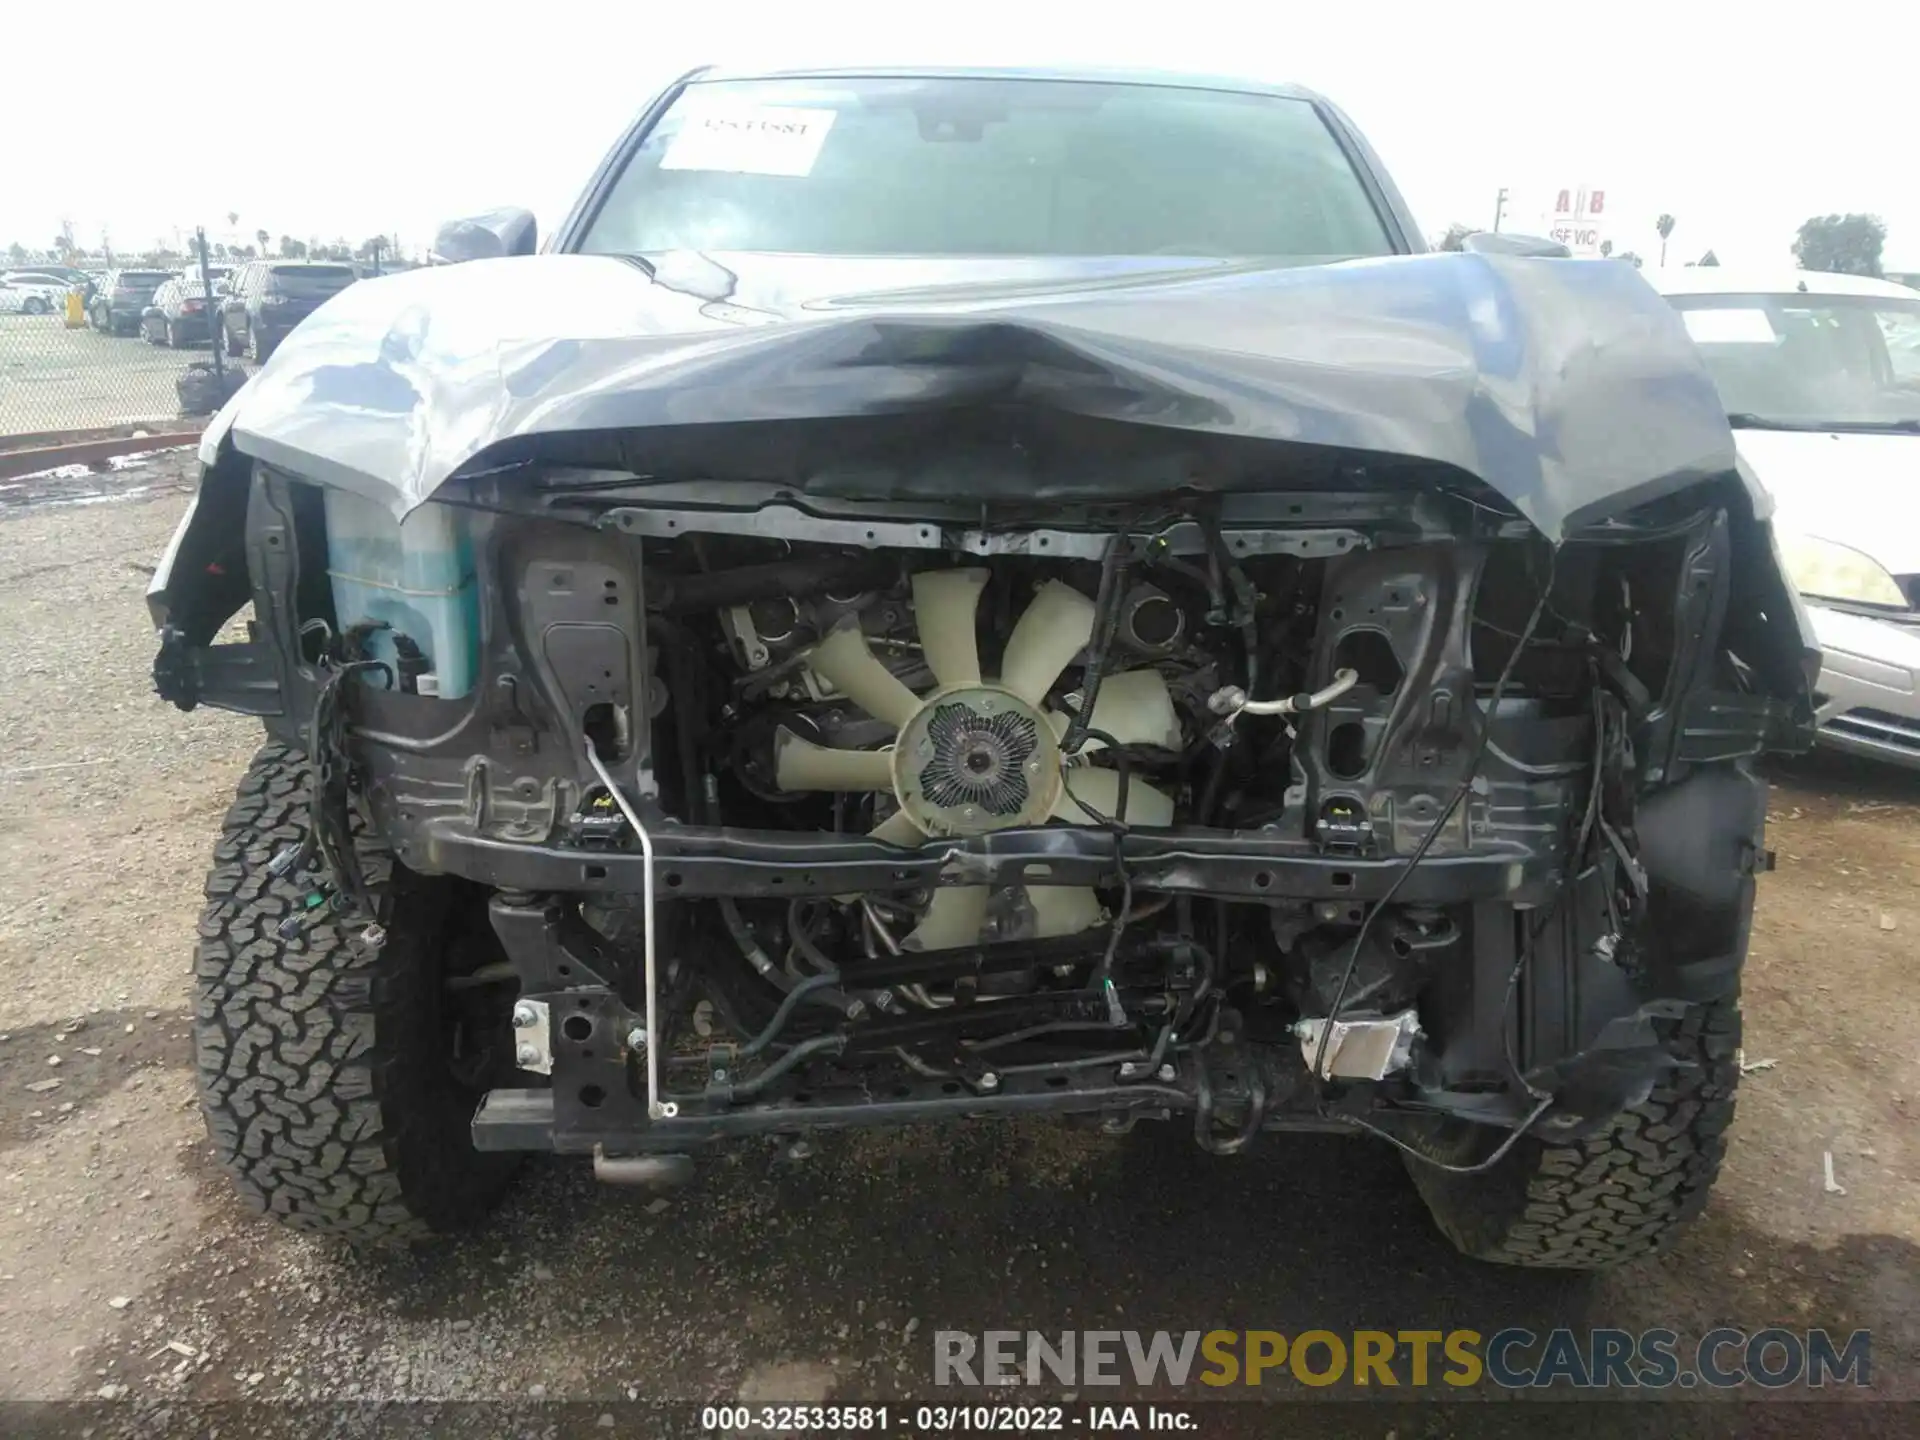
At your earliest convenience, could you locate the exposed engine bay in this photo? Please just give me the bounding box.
[600,512,1669,1142]
[150,451,1812,1161]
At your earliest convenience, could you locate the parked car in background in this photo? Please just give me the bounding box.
[218,260,358,361]
[140,276,226,347]
[89,269,176,335]
[30,263,92,287]
[1653,268,1920,768]
[0,272,73,314]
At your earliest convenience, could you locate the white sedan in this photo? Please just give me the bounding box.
[1652,267,1920,768]
[0,272,74,315]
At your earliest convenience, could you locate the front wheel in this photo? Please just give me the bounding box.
[225,324,245,358]
[1404,998,1740,1269]
[194,743,520,1243]
[247,323,273,362]
[24,297,47,315]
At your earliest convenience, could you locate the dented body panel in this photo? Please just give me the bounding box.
[165,247,1737,540]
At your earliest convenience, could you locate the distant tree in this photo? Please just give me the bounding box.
[281,237,307,259]
[1655,214,1676,266]
[227,211,240,230]
[1600,239,1614,257]
[256,228,271,256]
[1696,249,1720,267]
[278,234,297,258]
[237,244,258,259]
[1614,251,1645,270]
[1793,214,1886,277]
[1435,222,1472,252]
[6,241,25,265]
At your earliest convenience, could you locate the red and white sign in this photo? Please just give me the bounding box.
[1546,185,1609,256]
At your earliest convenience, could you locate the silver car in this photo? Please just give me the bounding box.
[1653,267,1920,768]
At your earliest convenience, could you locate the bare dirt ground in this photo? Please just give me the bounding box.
[0,456,1915,1437]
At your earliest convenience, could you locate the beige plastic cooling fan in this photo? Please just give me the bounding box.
[773,570,1180,950]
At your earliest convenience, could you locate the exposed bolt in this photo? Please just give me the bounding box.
[625,1026,648,1052]
[1156,1063,1176,1082]
[512,1004,538,1029]
[787,1138,814,1161]
[712,1068,729,1083]
[845,999,868,1020]
[514,1044,540,1067]
[977,1072,1000,1092]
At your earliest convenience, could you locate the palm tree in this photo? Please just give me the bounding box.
[256,229,272,257]
[1656,214,1676,267]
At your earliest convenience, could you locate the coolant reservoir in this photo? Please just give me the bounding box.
[322,489,479,698]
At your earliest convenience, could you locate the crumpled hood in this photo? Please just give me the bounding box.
[1733,428,1920,574]
[203,248,1737,542]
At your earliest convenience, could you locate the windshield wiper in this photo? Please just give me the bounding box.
[1726,413,1920,434]
[1724,413,1836,432]
[1823,418,1920,434]
[615,252,658,280]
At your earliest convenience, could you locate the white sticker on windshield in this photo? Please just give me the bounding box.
[659,105,838,177]
[1681,308,1777,345]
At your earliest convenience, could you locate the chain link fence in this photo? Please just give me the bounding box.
[0,254,245,439]
[1,236,408,442]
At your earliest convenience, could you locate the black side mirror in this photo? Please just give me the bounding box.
[1459,231,1573,259]
[431,207,538,264]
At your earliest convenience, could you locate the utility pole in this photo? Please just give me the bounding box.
[1493,188,1509,233]
[197,227,223,384]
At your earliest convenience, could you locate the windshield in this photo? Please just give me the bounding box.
[578,76,1395,261]
[1670,292,1920,430]
[117,272,170,290]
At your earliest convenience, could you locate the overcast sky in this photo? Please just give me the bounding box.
[4,0,1915,269]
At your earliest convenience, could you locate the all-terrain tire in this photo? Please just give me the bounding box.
[1405,998,1740,1269]
[194,742,518,1243]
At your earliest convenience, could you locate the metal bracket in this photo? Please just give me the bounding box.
[511,999,552,1076]
[1294,1009,1421,1081]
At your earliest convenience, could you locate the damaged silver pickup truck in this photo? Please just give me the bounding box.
[149,66,1815,1267]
